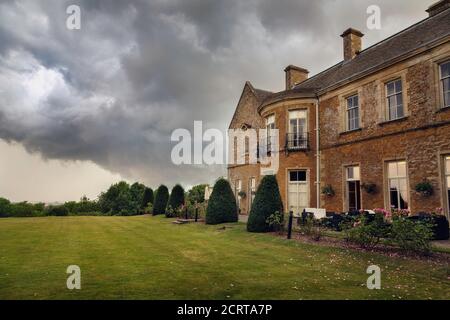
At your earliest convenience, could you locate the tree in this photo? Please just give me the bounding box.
[142,187,154,209]
[0,198,11,217]
[130,182,146,214]
[168,185,185,210]
[206,179,238,225]
[186,184,207,205]
[98,181,135,215]
[247,175,283,233]
[153,185,169,215]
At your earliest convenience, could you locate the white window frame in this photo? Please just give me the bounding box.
[287,170,309,216]
[346,166,361,212]
[385,79,404,120]
[439,60,450,109]
[249,177,256,210]
[387,161,409,210]
[445,156,450,218]
[288,110,307,149]
[265,115,275,153]
[346,94,360,131]
[235,180,242,207]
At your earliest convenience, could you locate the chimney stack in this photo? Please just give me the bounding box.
[426,0,450,17]
[341,28,364,61]
[284,65,309,90]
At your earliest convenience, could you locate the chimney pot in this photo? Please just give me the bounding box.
[426,0,450,17]
[284,65,309,90]
[341,28,364,61]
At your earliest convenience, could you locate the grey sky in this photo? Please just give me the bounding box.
[0,0,436,202]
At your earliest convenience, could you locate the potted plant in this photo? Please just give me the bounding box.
[415,181,433,197]
[321,185,335,197]
[362,183,377,194]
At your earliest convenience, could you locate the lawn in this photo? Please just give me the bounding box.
[0,215,448,300]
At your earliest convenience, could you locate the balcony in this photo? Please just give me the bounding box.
[285,132,309,152]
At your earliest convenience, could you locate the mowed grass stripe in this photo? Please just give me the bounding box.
[0,215,448,300]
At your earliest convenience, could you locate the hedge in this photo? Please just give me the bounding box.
[153,185,169,215]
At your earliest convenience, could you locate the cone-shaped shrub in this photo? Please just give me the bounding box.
[153,185,169,215]
[247,175,283,233]
[168,184,185,210]
[142,187,154,208]
[206,178,238,225]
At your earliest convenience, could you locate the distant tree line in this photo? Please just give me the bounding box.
[0,182,207,218]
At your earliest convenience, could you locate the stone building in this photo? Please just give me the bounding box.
[227,0,450,219]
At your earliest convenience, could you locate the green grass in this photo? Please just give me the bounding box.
[0,215,448,300]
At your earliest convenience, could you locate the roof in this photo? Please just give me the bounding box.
[295,7,450,93]
[258,87,317,112]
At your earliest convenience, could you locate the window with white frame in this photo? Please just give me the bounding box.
[265,115,275,153]
[346,166,361,212]
[440,60,450,108]
[288,110,307,149]
[445,156,450,216]
[346,95,359,131]
[387,161,409,210]
[386,79,404,120]
[249,177,256,209]
[235,180,242,209]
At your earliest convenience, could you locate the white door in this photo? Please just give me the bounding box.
[288,170,309,216]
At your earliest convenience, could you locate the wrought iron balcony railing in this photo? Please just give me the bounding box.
[285,132,309,151]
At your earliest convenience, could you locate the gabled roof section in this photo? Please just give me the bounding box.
[228,81,272,129]
[296,8,450,93]
[246,81,273,102]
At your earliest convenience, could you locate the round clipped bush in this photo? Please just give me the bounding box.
[153,185,169,215]
[206,178,238,225]
[168,185,185,210]
[247,175,283,233]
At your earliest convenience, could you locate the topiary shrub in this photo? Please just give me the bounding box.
[153,185,169,215]
[142,187,154,209]
[168,185,185,211]
[206,178,238,225]
[247,175,283,233]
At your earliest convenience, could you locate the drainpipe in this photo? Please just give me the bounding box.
[315,95,321,208]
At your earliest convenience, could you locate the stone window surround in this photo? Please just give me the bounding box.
[435,56,450,109]
[439,151,450,219]
[285,167,311,215]
[432,53,450,111]
[341,163,363,212]
[376,70,409,124]
[383,158,410,211]
[338,88,363,133]
[285,106,310,148]
[346,94,360,131]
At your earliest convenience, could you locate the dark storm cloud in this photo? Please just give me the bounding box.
[0,0,434,188]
